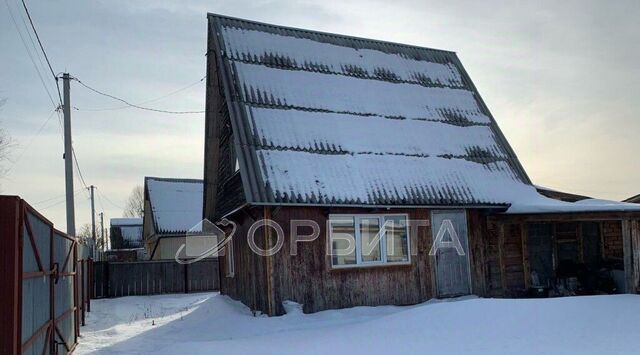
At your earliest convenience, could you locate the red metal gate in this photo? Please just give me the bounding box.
[0,196,89,355]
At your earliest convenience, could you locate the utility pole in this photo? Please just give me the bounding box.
[99,212,105,254]
[62,73,76,237]
[90,185,96,257]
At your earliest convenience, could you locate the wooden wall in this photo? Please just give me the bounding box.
[487,217,638,296]
[603,221,624,259]
[220,208,640,316]
[484,221,503,296]
[502,223,526,295]
[220,209,270,314]
[271,207,434,315]
[484,220,526,296]
[220,207,491,315]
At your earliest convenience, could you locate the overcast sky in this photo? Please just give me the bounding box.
[1,0,638,232]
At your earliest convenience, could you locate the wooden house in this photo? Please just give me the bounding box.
[143,177,206,260]
[203,14,640,315]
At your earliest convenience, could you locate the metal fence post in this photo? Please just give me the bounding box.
[0,197,21,355]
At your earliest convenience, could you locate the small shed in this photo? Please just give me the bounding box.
[109,217,143,249]
[143,177,206,260]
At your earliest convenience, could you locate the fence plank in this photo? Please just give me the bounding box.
[93,259,219,298]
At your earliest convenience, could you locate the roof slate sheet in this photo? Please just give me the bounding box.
[208,14,532,206]
[145,177,204,234]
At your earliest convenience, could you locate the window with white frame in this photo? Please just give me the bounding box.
[329,214,410,267]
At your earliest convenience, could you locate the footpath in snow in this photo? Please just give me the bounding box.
[76,292,640,355]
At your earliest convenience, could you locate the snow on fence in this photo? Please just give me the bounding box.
[92,259,219,298]
[0,196,92,355]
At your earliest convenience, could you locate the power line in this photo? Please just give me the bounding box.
[72,77,206,114]
[4,108,57,176]
[20,0,62,105]
[38,188,83,210]
[5,0,58,110]
[78,75,206,112]
[71,147,89,190]
[95,187,106,213]
[32,187,85,206]
[96,188,126,211]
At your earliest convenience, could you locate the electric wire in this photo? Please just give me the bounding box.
[96,188,126,211]
[32,187,85,206]
[73,77,206,114]
[78,75,206,112]
[3,109,57,176]
[20,0,63,104]
[4,0,58,110]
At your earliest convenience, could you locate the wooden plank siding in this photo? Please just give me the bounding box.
[220,208,270,315]
[632,220,640,292]
[219,208,640,315]
[467,210,488,296]
[503,223,526,295]
[603,221,624,259]
[487,216,638,296]
[271,207,433,315]
[220,207,491,315]
[484,220,503,296]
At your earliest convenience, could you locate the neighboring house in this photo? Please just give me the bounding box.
[203,14,640,315]
[143,177,206,260]
[624,194,640,204]
[110,218,143,249]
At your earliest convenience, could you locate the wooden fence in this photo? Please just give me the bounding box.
[0,196,91,355]
[93,259,219,298]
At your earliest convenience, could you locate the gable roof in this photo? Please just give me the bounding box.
[144,177,204,235]
[207,14,536,207]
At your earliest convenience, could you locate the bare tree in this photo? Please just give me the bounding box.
[124,185,144,218]
[77,223,99,243]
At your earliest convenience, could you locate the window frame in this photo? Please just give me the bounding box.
[328,213,411,269]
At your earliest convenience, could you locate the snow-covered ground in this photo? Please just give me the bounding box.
[76,292,640,354]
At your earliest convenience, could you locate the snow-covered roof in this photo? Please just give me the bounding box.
[110,218,142,226]
[208,14,531,206]
[145,177,204,234]
[506,197,640,215]
[207,15,640,216]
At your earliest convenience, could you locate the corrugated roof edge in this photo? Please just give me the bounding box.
[220,202,511,221]
[207,13,458,56]
[144,176,204,184]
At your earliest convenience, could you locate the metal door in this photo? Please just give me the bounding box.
[431,210,471,297]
